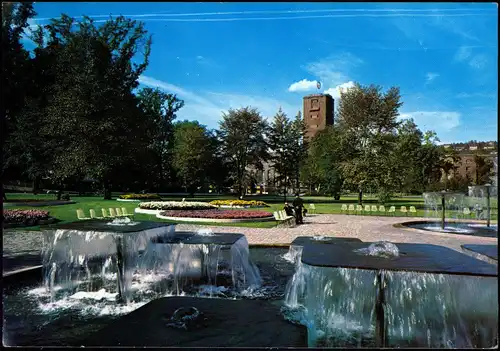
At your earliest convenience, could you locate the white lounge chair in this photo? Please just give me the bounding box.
[400,206,408,216]
[89,209,103,219]
[364,205,371,215]
[379,205,386,215]
[388,206,396,215]
[348,204,355,214]
[76,209,90,220]
[409,206,417,216]
[309,204,316,214]
[341,204,348,213]
[356,205,363,214]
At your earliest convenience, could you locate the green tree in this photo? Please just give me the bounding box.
[473,153,494,185]
[137,87,184,190]
[2,2,37,196]
[268,108,294,198]
[336,83,403,204]
[393,119,424,194]
[218,107,268,197]
[36,15,152,199]
[289,111,309,193]
[303,126,344,198]
[172,120,213,196]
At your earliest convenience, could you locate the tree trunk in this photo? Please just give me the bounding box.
[2,185,7,201]
[32,177,41,195]
[57,189,63,200]
[103,180,112,200]
[358,188,363,205]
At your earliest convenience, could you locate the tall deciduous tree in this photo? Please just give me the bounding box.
[336,83,403,204]
[302,126,344,198]
[218,107,268,197]
[137,87,184,190]
[2,2,37,195]
[172,120,213,196]
[35,14,152,199]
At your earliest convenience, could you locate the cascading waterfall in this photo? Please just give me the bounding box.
[136,235,261,297]
[283,241,498,348]
[42,225,176,303]
[384,271,498,348]
[284,263,377,347]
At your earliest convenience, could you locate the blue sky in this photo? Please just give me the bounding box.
[26,2,498,143]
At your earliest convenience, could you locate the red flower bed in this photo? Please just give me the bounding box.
[3,209,50,224]
[159,209,273,219]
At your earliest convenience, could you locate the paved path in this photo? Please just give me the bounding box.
[3,214,497,274]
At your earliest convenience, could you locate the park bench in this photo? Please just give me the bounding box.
[273,210,295,227]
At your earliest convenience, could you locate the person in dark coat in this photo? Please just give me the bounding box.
[283,202,294,217]
[292,194,304,224]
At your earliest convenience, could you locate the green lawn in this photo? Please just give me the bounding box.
[4,192,497,231]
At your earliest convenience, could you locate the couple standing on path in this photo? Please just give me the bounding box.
[284,194,305,225]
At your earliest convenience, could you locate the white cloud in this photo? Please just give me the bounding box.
[399,111,461,134]
[287,79,318,92]
[288,52,362,99]
[454,46,490,70]
[305,52,363,87]
[425,72,439,83]
[323,81,356,99]
[138,75,300,127]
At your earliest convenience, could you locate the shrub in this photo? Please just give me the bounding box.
[3,209,50,224]
[119,193,161,200]
[209,200,269,207]
[139,201,216,210]
[61,193,71,201]
[160,209,273,219]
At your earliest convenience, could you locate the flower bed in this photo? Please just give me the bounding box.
[3,199,75,207]
[209,200,269,208]
[3,209,58,227]
[156,209,274,223]
[119,193,161,200]
[138,201,216,211]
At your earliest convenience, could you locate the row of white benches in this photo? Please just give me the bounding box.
[76,208,134,220]
[341,204,417,215]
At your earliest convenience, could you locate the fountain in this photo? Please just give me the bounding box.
[401,191,498,237]
[468,184,498,228]
[3,228,301,347]
[283,240,498,348]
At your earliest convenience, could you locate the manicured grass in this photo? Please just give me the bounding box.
[4,192,497,231]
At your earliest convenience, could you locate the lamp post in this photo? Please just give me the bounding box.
[485,184,491,228]
[280,147,286,202]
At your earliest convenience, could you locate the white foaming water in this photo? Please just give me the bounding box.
[422,225,473,234]
[197,228,214,236]
[69,289,118,301]
[312,235,326,241]
[354,241,399,258]
[281,245,303,265]
[106,217,139,226]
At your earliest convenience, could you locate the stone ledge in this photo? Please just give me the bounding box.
[81,297,307,347]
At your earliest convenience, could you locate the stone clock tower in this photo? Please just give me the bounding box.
[302,94,334,141]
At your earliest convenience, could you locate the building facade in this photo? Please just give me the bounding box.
[442,141,498,181]
[302,94,334,141]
